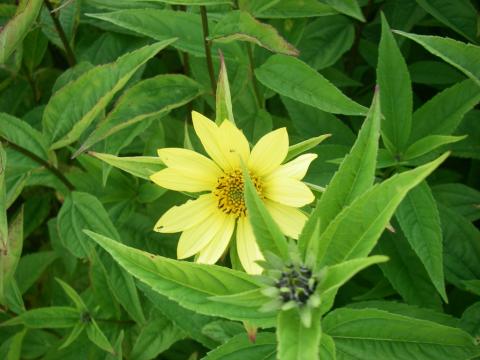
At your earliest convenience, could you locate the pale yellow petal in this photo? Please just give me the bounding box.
[249,128,288,177]
[236,217,264,275]
[266,153,317,181]
[219,120,250,166]
[263,176,314,207]
[150,168,212,192]
[264,199,307,239]
[191,111,233,171]
[196,216,235,264]
[157,148,222,183]
[177,211,227,259]
[154,194,217,233]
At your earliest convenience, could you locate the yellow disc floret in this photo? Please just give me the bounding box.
[214,169,262,218]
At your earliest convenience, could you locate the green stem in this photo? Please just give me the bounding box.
[0,137,75,191]
[200,6,216,95]
[43,0,76,67]
[247,44,263,108]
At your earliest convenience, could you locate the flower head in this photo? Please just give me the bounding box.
[150,111,317,274]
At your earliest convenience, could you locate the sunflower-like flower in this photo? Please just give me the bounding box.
[150,111,317,274]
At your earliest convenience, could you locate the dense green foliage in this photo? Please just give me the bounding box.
[0,0,479,359]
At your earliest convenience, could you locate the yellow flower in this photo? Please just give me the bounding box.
[150,111,316,274]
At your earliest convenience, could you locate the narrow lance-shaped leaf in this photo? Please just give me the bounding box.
[312,153,449,268]
[404,135,466,160]
[210,11,298,56]
[323,308,479,360]
[0,0,43,63]
[56,278,88,311]
[89,153,165,180]
[300,89,381,258]
[285,134,331,162]
[43,39,176,150]
[86,318,115,354]
[0,143,6,249]
[84,230,276,327]
[75,74,203,156]
[394,31,480,86]
[249,0,336,19]
[277,308,322,360]
[255,54,368,116]
[216,51,235,125]
[377,14,412,154]
[243,165,289,260]
[202,333,277,360]
[0,307,80,328]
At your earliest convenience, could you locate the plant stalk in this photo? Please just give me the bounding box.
[200,6,216,95]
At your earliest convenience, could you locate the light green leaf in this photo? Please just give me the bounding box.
[76,74,203,156]
[255,54,368,116]
[324,308,479,360]
[0,113,50,161]
[1,307,80,328]
[85,230,276,327]
[411,79,480,144]
[56,278,88,311]
[377,14,412,153]
[203,333,276,359]
[210,11,298,55]
[147,0,231,4]
[319,333,336,359]
[395,31,480,86]
[300,90,380,259]
[216,52,235,125]
[209,288,270,308]
[314,153,448,267]
[396,181,446,301]
[90,153,164,180]
[285,134,331,162]
[277,308,321,360]
[5,328,26,360]
[87,10,204,56]
[86,318,114,354]
[375,231,442,310]
[59,322,86,350]
[243,167,289,260]
[320,0,364,21]
[404,135,466,160]
[43,40,176,150]
[247,0,336,19]
[0,143,6,254]
[0,0,42,63]
[415,0,478,43]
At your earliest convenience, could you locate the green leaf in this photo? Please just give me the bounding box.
[320,0,364,21]
[255,54,368,116]
[277,308,321,360]
[243,167,289,260]
[415,0,478,43]
[396,181,446,301]
[57,192,146,324]
[56,278,88,311]
[404,135,466,160]
[460,302,480,338]
[89,153,164,180]
[216,52,235,125]
[0,143,7,258]
[323,308,479,360]
[300,90,380,259]
[377,14,412,153]
[1,307,80,328]
[247,0,336,19]
[130,310,184,360]
[87,10,205,56]
[59,322,86,350]
[0,0,43,63]
[319,333,336,359]
[375,231,442,310]
[319,256,389,295]
[15,251,57,294]
[203,333,276,360]
[314,153,448,267]
[0,113,50,161]
[210,11,298,56]
[285,134,331,162]
[43,40,176,150]
[432,183,480,222]
[410,79,480,143]
[147,0,231,4]
[86,318,114,354]
[85,230,276,327]
[75,74,203,156]
[5,328,26,360]
[395,31,480,86]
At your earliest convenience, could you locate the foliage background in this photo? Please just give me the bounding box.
[0,0,479,359]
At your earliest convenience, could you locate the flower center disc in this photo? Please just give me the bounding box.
[213,169,262,218]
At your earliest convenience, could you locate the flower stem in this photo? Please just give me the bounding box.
[247,44,263,108]
[200,6,216,95]
[1,137,75,191]
[43,0,76,67]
